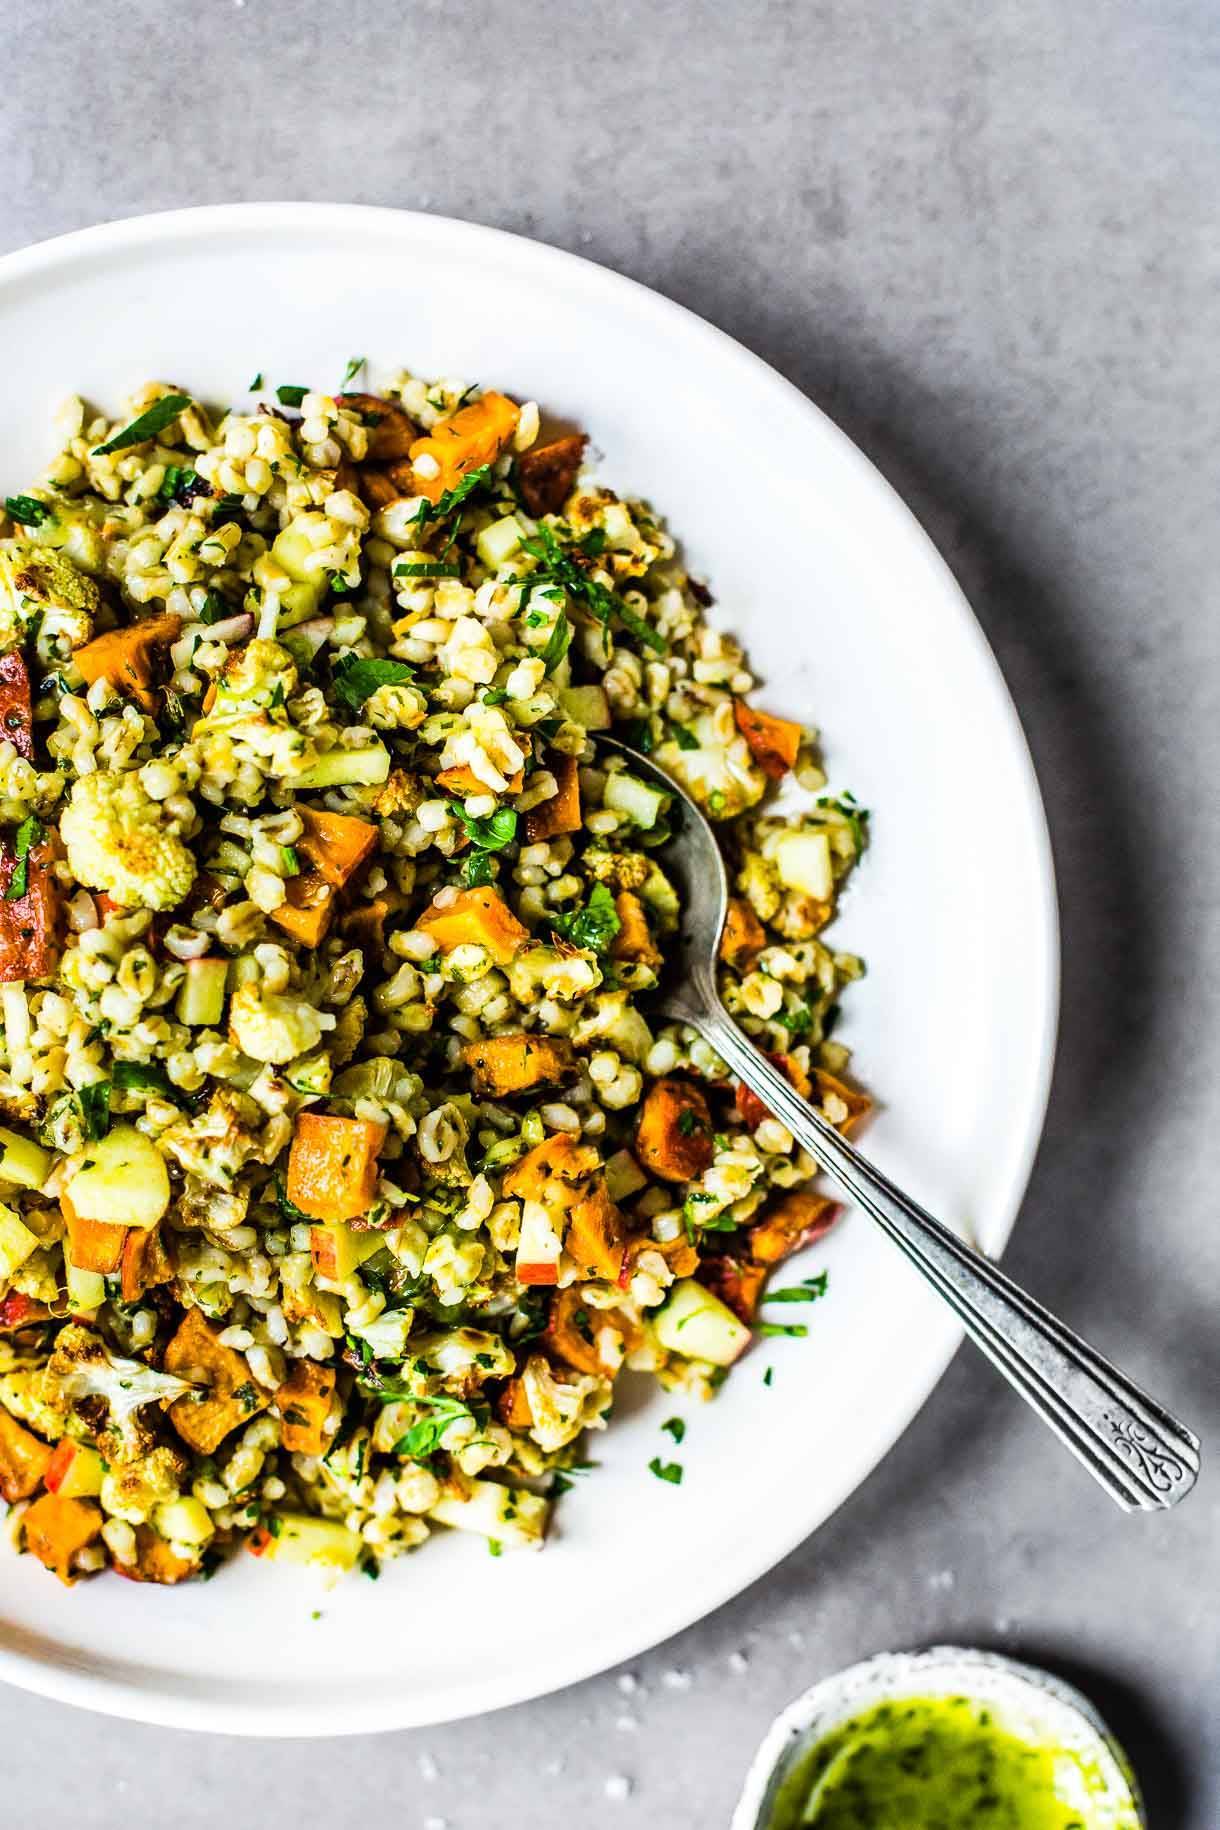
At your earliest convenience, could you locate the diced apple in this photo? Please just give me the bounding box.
[774,830,833,901]
[0,1126,52,1191]
[428,1478,549,1550]
[475,514,524,569]
[309,1223,384,1283]
[176,956,228,1027]
[0,1204,38,1281]
[515,1201,563,1286]
[557,684,611,730]
[154,1496,215,1547]
[64,1125,170,1230]
[249,1512,363,1571]
[652,1278,752,1366]
[63,1260,106,1313]
[44,1438,105,1498]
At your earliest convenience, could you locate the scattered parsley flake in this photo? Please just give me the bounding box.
[93,392,191,455]
[5,816,43,900]
[661,1417,686,1443]
[551,882,621,954]
[758,1322,809,1339]
[649,1457,683,1485]
[275,384,309,407]
[340,355,366,389]
[4,495,50,527]
[331,654,415,713]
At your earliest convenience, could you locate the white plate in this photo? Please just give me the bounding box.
[0,204,1058,1735]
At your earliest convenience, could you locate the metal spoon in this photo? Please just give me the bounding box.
[598,736,1200,1512]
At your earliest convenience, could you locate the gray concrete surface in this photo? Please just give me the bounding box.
[2,0,1218,1823]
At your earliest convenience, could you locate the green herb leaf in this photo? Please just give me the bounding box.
[113,1061,175,1098]
[411,463,494,530]
[449,803,518,852]
[461,850,498,888]
[550,882,621,954]
[624,718,656,754]
[280,845,301,877]
[649,1456,683,1485]
[757,1322,809,1339]
[5,816,43,900]
[79,1080,111,1142]
[4,495,50,527]
[93,393,191,455]
[667,721,700,751]
[481,688,509,706]
[763,1366,774,1387]
[340,356,365,389]
[391,1393,484,1462]
[248,372,264,391]
[487,1538,503,1557]
[275,384,309,407]
[393,560,462,581]
[539,610,572,675]
[766,1272,829,1304]
[331,654,415,714]
[817,790,869,853]
[158,465,199,502]
[661,1416,686,1443]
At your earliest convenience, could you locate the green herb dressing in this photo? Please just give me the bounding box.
[765,1694,1140,1830]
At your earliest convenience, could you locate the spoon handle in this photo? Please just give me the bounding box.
[692,1004,1200,1512]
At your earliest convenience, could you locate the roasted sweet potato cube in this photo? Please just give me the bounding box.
[524,753,582,843]
[700,1254,769,1324]
[417,886,528,966]
[287,1112,387,1223]
[0,1406,53,1502]
[515,434,587,517]
[274,1359,336,1456]
[73,613,182,713]
[610,890,660,970]
[407,390,520,503]
[296,805,379,888]
[545,1285,631,1375]
[502,1132,600,1206]
[736,1052,813,1131]
[336,392,419,463]
[461,1032,575,1098]
[22,1492,102,1583]
[114,1524,197,1585]
[733,701,802,779]
[719,896,767,970]
[814,1068,872,1135]
[749,1190,841,1266]
[270,868,336,948]
[0,651,34,759]
[119,1223,174,1303]
[63,1204,127,1274]
[495,1374,534,1431]
[342,892,398,948]
[436,761,525,796]
[634,1078,714,1182]
[624,1233,700,1282]
[164,1307,269,1455]
[0,836,58,982]
[564,1177,627,1283]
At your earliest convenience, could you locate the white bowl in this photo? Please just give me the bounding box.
[732,1647,1144,1829]
[0,205,1057,1733]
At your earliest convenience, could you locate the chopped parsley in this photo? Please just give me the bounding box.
[758,1322,809,1340]
[79,1080,112,1142]
[157,464,199,502]
[518,526,667,655]
[340,355,365,389]
[410,463,494,530]
[248,372,264,391]
[331,654,415,714]
[661,1416,686,1443]
[5,816,43,900]
[393,560,462,581]
[763,1366,774,1387]
[487,1538,503,1558]
[538,609,572,675]
[550,882,621,954]
[461,850,499,888]
[390,1392,485,1462]
[93,392,191,455]
[817,790,869,853]
[275,384,310,407]
[766,1271,829,1304]
[649,1456,683,1485]
[113,1061,176,1098]
[667,720,700,751]
[4,495,50,527]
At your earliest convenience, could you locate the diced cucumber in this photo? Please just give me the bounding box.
[0,1126,52,1191]
[604,770,666,830]
[476,514,524,570]
[176,956,229,1027]
[64,1260,106,1311]
[154,1496,215,1546]
[0,1203,38,1281]
[310,1223,385,1283]
[428,1478,549,1550]
[774,830,833,901]
[257,1512,363,1571]
[292,743,391,789]
[653,1278,752,1366]
[557,684,612,730]
[64,1124,170,1230]
[604,1148,648,1203]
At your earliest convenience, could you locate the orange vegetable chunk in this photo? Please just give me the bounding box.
[287,1112,387,1223]
[22,1492,102,1583]
[564,1177,627,1282]
[437,762,525,795]
[634,1078,714,1183]
[719,896,766,969]
[461,1032,574,1097]
[733,700,802,779]
[610,890,660,970]
[270,869,336,948]
[73,613,182,713]
[749,1190,841,1265]
[0,1407,53,1501]
[408,391,520,503]
[502,1132,600,1206]
[524,753,582,843]
[114,1524,197,1585]
[416,886,528,966]
[515,434,587,517]
[274,1359,336,1456]
[119,1223,174,1303]
[63,1202,127,1275]
[164,1306,269,1455]
[296,805,379,888]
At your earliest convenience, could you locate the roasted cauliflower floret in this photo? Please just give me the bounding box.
[229,981,326,1065]
[653,709,766,821]
[0,542,100,649]
[34,1323,198,1465]
[520,1353,612,1453]
[60,768,197,910]
[99,1445,188,1524]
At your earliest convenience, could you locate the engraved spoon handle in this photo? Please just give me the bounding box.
[686,995,1200,1512]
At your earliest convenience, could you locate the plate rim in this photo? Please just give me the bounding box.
[0,201,1060,1736]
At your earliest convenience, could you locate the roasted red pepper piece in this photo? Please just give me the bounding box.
[0,652,34,760]
[0,836,58,981]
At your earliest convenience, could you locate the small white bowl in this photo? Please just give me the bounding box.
[732,1646,1144,1829]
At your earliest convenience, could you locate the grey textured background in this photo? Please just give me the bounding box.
[2,0,1218,1823]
